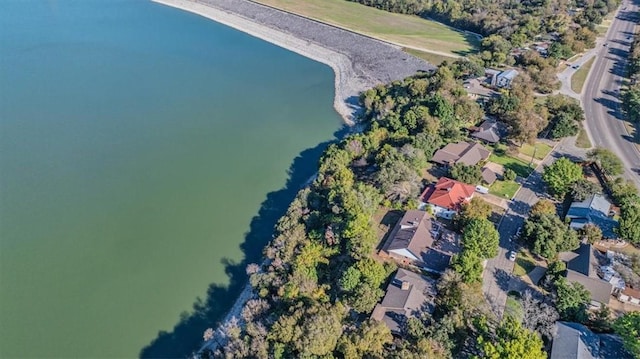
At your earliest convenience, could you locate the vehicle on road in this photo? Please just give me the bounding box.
[572,64,579,69]
[603,43,608,46]
[508,251,517,262]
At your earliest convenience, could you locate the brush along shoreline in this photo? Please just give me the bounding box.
[151,0,433,353]
[152,0,432,124]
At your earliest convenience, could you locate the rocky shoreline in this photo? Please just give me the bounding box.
[152,0,433,123]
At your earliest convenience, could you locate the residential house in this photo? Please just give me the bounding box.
[559,243,613,307]
[379,210,461,273]
[496,69,518,88]
[485,68,501,86]
[420,177,475,219]
[481,167,497,185]
[431,141,491,167]
[566,194,618,239]
[617,285,640,305]
[551,322,633,359]
[371,268,437,335]
[471,118,505,144]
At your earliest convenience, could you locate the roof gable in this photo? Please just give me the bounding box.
[384,210,436,255]
[422,177,475,210]
[431,142,490,166]
[551,322,598,359]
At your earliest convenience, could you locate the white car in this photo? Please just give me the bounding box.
[508,251,517,262]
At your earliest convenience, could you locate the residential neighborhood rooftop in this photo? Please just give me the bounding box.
[371,268,437,334]
[420,177,476,211]
[431,141,491,167]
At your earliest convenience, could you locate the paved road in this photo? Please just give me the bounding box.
[582,0,640,189]
[482,139,588,317]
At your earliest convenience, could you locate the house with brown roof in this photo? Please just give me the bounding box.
[471,119,506,144]
[559,244,613,307]
[617,285,640,305]
[431,141,491,167]
[371,268,437,335]
[419,177,475,219]
[380,210,460,273]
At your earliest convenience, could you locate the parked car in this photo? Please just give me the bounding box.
[508,251,517,262]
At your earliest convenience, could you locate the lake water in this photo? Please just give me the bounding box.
[0,0,340,357]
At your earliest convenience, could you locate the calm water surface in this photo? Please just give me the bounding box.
[0,0,340,357]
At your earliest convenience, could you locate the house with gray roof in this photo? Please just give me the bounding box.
[471,119,505,144]
[551,322,633,359]
[380,210,459,273]
[371,268,437,335]
[559,244,613,307]
[566,194,618,239]
[431,141,491,167]
[496,69,518,88]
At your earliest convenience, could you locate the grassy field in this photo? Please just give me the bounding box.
[489,152,534,178]
[519,142,553,160]
[576,125,592,148]
[505,295,524,321]
[253,0,478,56]
[571,57,596,93]
[489,180,520,199]
[403,48,458,65]
[513,251,537,277]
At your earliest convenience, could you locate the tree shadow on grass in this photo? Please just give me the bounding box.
[139,126,349,358]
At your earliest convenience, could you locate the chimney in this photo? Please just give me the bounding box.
[401,281,411,290]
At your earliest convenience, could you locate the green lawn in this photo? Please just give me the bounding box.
[489,180,520,199]
[489,153,534,178]
[519,142,553,160]
[505,295,524,321]
[576,125,592,148]
[571,57,595,94]
[254,0,478,55]
[513,251,537,277]
[403,48,458,65]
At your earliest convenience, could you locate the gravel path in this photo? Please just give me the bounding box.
[152,0,434,123]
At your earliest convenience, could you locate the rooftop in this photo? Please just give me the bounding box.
[431,141,491,166]
[420,177,476,211]
[371,269,437,334]
[551,322,633,359]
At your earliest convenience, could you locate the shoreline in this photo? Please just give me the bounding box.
[152,0,370,124]
[149,0,432,354]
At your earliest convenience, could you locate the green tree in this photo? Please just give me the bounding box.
[452,250,483,283]
[503,168,517,181]
[542,157,583,198]
[456,197,492,229]
[530,199,556,216]
[449,163,482,184]
[580,223,603,244]
[617,200,640,244]
[523,213,579,259]
[554,277,590,323]
[613,312,640,357]
[588,147,624,176]
[296,304,346,357]
[339,266,361,291]
[478,316,546,359]
[570,179,600,201]
[338,319,392,359]
[462,218,500,258]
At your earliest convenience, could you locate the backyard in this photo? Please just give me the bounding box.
[253,0,478,56]
[489,152,534,178]
[519,142,553,161]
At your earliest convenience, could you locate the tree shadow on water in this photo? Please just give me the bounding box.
[139,126,349,358]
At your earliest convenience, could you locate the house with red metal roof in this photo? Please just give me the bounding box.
[419,177,475,219]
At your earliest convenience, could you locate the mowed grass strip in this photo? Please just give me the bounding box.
[403,48,458,65]
[253,0,478,55]
[576,125,592,148]
[571,57,596,93]
[519,142,553,160]
[489,180,520,199]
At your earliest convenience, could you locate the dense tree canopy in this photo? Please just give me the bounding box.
[588,147,624,176]
[617,199,640,245]
[613,312,640,357]
[554,277,590,323]
[477,316,547,359]
[523,213,579,259]
[542,157,584,198]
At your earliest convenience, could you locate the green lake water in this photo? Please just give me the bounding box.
[0,0,341,357]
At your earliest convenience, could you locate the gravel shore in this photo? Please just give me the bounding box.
[152,0,433,123]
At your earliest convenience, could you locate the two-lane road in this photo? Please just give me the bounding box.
[583,0,640,188]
